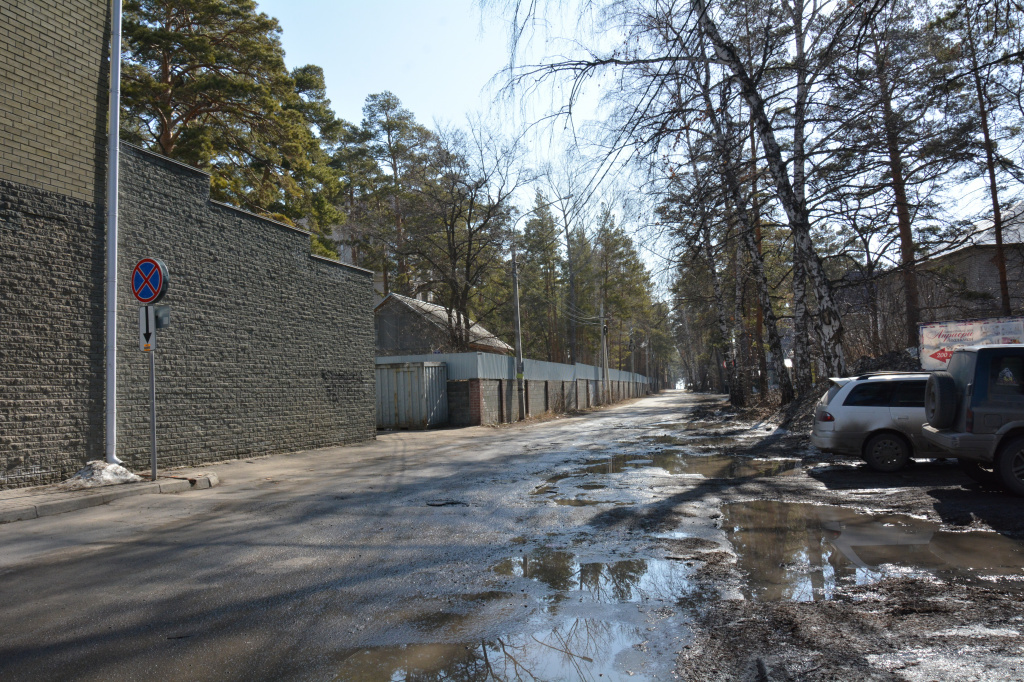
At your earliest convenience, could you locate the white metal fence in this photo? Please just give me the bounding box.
[375,361,449,429]
[375,352,649,384]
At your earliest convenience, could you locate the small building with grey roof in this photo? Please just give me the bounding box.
[375,293,513,356]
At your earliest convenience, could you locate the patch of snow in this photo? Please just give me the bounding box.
[933,626,1021,638]
[59,460,142,490]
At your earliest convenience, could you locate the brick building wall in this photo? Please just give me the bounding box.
[447,381,474,426]
[0,0,109,202]
[841,244,1024,357]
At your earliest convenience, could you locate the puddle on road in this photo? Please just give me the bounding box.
[644,434,740,448]
[724,501,1024,601]
[549,450,800,480]
[492,547,693,605]
[335,620,657,681]
[532,450,800,506]
[553,498,619,507]
[335,551,692,681]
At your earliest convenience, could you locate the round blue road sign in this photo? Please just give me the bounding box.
[131,258,168,304]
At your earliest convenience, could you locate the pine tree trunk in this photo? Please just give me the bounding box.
[877,58,921,347]
[967,30,1011,315]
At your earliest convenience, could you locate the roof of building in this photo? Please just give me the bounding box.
[375,293,514,354]
[925,202,1024,261]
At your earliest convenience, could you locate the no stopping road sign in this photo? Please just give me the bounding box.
[131,258,168,304]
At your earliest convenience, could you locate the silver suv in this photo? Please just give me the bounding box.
[811,373,938,472]
[922,344,1024,495]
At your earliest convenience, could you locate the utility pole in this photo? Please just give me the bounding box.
[629,331,635,397]
[600,300,609,404]
[645,340,651,393]
[512,236,526,421]
[510,195,571,420]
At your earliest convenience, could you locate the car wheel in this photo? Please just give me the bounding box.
[957,459,1002,488]
[925,371,957,428]
[863,433,911,472]
[995,436,1024,497]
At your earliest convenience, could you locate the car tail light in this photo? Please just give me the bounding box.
[819,412,835,422]
[966,407,974,433]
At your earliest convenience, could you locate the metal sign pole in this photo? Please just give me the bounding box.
[132,259,169,483]
[149,344,157,481]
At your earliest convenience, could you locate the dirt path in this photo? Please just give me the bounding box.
[666,396,1024,682]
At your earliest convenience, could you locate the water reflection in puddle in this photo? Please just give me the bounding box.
[336,620,655,681]
[492,547,693,604]
[335,551,692,681]
[724,501,1024,601]
[553,498,622,507]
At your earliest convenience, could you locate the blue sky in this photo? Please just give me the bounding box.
[255,0,513,127]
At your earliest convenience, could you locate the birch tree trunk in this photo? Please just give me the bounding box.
[704,226,741,405]
[697,64,797,404]
[693,0,847,377]
[733,242,750,406]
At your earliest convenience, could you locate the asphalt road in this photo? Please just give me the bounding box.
[9,390,1024,681]
[0,392,702,681]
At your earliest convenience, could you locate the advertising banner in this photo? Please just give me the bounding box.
[919,317,1024,370]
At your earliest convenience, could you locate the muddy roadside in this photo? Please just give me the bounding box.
[644,396,1024,681]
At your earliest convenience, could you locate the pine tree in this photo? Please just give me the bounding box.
[121,0,342,253]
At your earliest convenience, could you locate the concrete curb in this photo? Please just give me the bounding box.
[0,473,219,525]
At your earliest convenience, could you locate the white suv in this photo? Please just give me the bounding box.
[811,373,940,472]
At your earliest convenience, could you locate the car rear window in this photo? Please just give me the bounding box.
[987,354,1024,401]
[843,382,894,407]
[890,381,926,407]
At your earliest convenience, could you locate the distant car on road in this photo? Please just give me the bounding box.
[922,344,1024,495]
[811,373,940,472]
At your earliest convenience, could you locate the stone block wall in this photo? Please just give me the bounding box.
[113,145,376,471]
[1,2,377,487]
[0,0,109,202]
[502,380,516,422]
[1,145,378,488]
[479,378,502,425]
[565,381,578,411]
[0,179,106,486]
